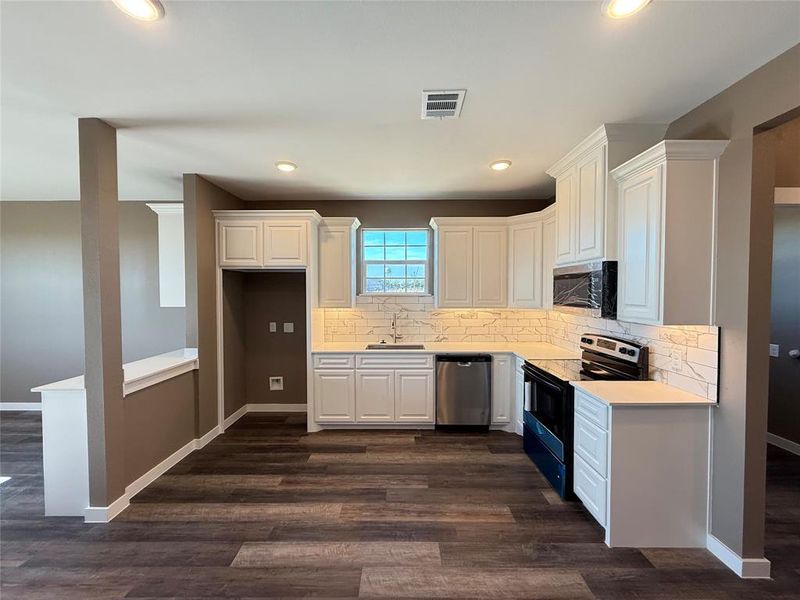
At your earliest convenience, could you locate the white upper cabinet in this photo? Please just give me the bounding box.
[318,218,360,308]
[264,221,307,266]
[547,124,667,267]
[214,211,322,268]
[612,140,729,326]
[433,224,474,307]
[218,220,263,267]
[473,226,508,307]
[508,215,543,308]
[541,206,556,309]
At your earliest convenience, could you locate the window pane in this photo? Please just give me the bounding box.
[366,264,385,278]
[385,231,405,246]
[406,264,425,278]
[384,264,406,278]
[363,231,384,246]
[407,279,426,292]
[385,279,407,293]
[364,246,384,261]
[406,246,427,260]
[385,246,405,260]
[365,278,385,293]
[406,230,428,245]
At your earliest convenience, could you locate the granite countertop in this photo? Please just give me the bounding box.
[572,380,715,406]
[32,348,199,395]
[311,341,579,361]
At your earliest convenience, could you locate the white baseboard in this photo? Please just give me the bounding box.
[247,403,307,413]
[767,432,800,457]
[195,425,221,449]
[0,402,42,411]
[514,420,523,436]
[84,494,130,523]
[706,533,771,579]
[223,404,248,430]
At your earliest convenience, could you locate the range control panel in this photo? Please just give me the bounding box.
[579,333,645,364]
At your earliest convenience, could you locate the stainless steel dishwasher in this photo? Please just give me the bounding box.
[435,355,492,427]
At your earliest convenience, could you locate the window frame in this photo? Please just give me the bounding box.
[359,227,433,296]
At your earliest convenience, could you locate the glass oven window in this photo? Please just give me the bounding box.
[530,377,566,440]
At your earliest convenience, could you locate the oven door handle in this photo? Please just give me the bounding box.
[582,366,615,379]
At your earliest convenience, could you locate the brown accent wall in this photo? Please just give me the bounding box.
[183,175,245,436]
[124,371,197,484]
[0,202,187,404]
[222,270,247,418]
[243,271,307,406]
[248,198,552,227]
[666,44,800,559]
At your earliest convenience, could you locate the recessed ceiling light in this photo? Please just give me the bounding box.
[602,0,652,19]
[275,161,298,173]
[112,0,165,21]
[490,160,512,171]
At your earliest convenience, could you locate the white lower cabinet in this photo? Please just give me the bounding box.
[313,370,355,423]
[572,388,711,548]
[356,370,395,423]
[314,355,434,426]
[491,354,512,425]
[395,370,435,423]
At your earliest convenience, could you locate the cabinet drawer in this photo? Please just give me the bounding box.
[574,453,607,527]
[574,390,609,429]
[574,413,608,477]
[356,354,433,370]
[313,354,355,369]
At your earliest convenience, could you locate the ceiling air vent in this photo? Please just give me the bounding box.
[421,89,466,120]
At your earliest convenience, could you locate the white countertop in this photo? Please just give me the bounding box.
[572,380,715,406]
[32,348,199,396]
[311,341,579,362]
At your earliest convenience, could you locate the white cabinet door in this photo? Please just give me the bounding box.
[313,370,355,423]
[509,221,542,308]
[575,145,606,262]
[617,165,663,324]
[437,227,473,307]
[473,226,507,307]
[219,221,263,267]
[318,225,354,307]
[555,166,577,265]
[491,355,512,424]
[542,215,556,309]
[514,362,525,429]
[395,370,434,423]
[355,370,395,423]
[264,222,308,266]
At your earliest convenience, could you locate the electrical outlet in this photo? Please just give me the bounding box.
[769,344,780,358]
[269,322,277,333]
[269,376,284,391]
[283,322,294,333]
[670,350,682,372]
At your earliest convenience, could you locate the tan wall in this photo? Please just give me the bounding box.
[124,371,197,484]
[666,44,800,558]
[222,270,247,418]
[183,175,245,436]
[0,201,186,404]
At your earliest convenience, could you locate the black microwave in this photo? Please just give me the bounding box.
[552,260,617,319]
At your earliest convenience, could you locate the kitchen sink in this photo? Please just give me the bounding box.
[365,344,426,350]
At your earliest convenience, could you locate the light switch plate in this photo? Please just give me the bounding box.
[769,344,780,358]
[670,350,682,372]
[283,322,294,333]
[269,376,284,391]
[269,322,277,333]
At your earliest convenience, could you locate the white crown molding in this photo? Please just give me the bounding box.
[611,140,730,181]
[213,209,323,224]
[146,202,184,215]
[546,124,609,178]
[429,216,510,229]
[321,217,361,229]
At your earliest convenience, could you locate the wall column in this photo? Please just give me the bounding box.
[79,118,126,509]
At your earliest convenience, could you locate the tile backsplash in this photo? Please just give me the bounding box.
[319,298,719,401]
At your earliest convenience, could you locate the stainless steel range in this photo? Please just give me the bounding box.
[522,334,649,498]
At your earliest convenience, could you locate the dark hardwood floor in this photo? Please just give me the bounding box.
[1,411,799,599]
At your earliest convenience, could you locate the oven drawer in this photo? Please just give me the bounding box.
[574,453,607,527]
[574,413,608,477]
[575,390,608,429]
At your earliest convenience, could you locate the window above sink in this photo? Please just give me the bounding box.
[360,228,431,296]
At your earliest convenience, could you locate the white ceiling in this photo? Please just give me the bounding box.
[2,1,798,202]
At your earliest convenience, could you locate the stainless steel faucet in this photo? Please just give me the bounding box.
[391,312,403,344]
